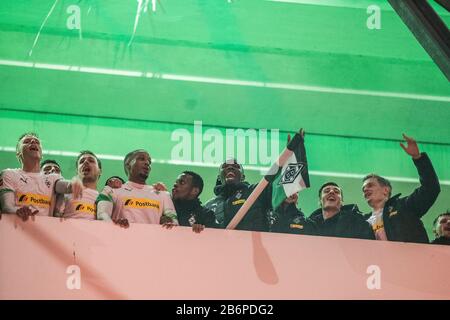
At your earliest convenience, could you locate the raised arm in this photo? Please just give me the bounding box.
[400,134,440,217]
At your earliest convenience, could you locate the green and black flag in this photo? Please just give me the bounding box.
[266,132,310,209]
[226,130,310,230]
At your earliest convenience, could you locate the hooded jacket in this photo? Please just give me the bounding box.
[270,203,316,235]
[204,182,271,232]
[309,204,375,240]
[173,198,219,228]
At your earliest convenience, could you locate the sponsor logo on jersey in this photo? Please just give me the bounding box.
[232,199,245,206]
[17,193,51,208]
[74,202,96,215]
[388,210,398,217]
[123,198,160,210]
[372,222,384,232]
[290,223,304,229]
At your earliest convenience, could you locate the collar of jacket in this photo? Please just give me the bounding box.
[384,193,402,208]
[214,181,250,196]
[173,198,202,213]
[310,204,361,221]
[362,194,402,220]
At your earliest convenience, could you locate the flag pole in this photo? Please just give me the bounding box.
[226,131,303,230]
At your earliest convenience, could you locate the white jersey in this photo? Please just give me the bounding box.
[97,181,178,225]
[0,168,61,216]
[60,188,99,220]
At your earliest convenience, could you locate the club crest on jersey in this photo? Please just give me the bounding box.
[45,178,51,188]
[20,177,28,184]
[279,163,304,185]
[293,217,302,224]
[188,214,196,226]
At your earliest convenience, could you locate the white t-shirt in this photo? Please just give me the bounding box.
[0,168,61,216]
[367,209,388,241]
[60,188,99,220]
[97,181,178,225]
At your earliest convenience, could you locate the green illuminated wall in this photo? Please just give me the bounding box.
[1,0,449,238]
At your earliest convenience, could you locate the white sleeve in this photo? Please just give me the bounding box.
[55,179,71,194]
[0,191,19,214]
[96,201,113,222]
[0,169,17,195]
[162,192,179,225]
[52,194,66,217]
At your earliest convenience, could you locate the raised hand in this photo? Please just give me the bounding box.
[283,193,298,205]
[287,129,305,146]
[299,128,305,140]
[400,133,421,159]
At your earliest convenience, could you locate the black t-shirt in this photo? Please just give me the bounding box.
[309,205,375,240]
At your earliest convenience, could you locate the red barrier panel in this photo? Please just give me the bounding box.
[0,214,449,299]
